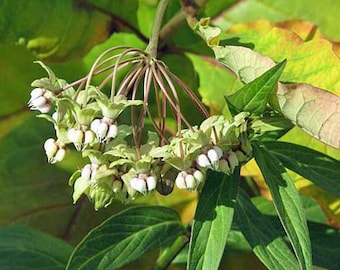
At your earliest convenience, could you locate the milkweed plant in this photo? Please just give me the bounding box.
[24,0,340,269]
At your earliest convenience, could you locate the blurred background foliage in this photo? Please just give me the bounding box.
[0,0,339,269]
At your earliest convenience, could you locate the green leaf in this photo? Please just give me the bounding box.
[213,0,340,41]
[0,0,113,61]
[226,60,286,115]
[66,206,185,270]
[263,141,340,198]
[188,170,239,270]
[212,45,276,84]
[252,195,328,225]
[249,196,340,270]
[188,53,242,115]
[253,143,312,270]
[203,0,238,18]
[277,83,340,149]
[309,222,340,270]
[236,189,300,270]
[0,225,73,270]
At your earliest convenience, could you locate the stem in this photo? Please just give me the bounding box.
[145,0,170,58]
[152,235,189,270]
[159,0,210,45]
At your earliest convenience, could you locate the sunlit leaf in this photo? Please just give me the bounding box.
[212,45,275,84]
[66,206,184,270]
[187,53,241,114]
[263,141,340,197]
[223,20,340,93]
[213,0,340,41]
[188,170,239,270]
[236,190,300,270]
[226,60,286,115]
[0,225,73,270]
[253,143,312,270]
[277,83,340,149]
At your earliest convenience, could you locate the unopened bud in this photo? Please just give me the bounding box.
[146,175,157,191]
[130,177,147,194]
[175,173,186,190]
[196,154,211,168]
[68,128,84,144]
[218,159,230,174]
[44,138,58,156]
[30,88,45,98]
[84,130,96,144]
[107,124,118,139]
[112,180,123,193]
[54,148,66,162]
[193,170,205,185]
[227,151,239,171]
[185,174,196,190]
[81,164,92,181]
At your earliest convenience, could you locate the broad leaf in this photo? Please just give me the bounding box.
[252,196,340,270]
[221,21,340,92]
[188,53,241,115]
[212,45,275,83]
[0,225,73,270]
[277,83,340,149]
[308,222,340,270]
[253,143,312,270]
[213,0,340,41]
[188,170,239,270]
[236,190,300,270]
[66,206,185,270]
[226,60,286,115]
[196,22,340,150]
[263,141,340,198]
[0,0,114,61]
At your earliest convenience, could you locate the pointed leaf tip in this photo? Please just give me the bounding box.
[226,60,286,116]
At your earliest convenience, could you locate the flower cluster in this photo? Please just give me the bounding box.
[28,48,253,210]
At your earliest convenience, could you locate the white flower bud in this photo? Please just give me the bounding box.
[81,164,92,181]
[207,148,220,169]
[68,128,84,144]
[38,103,52,113]
[44,138,58,156]
[44,138,65,164]
[32,96,47,107]
[28,88,52,113]
[84,130,96,144]
[213,146,223,159]
[196,154,211,168]
[193,170,204,185]
[130,177,147,193]
[146,175,157,191]
[30,88,45,98]
[97,122,109,142]
[90,118,117,143]
[107,124,118,139]
[175,173,186,189]
[90,119,101,133]
[54,148,66,163]
[185,174,196,190]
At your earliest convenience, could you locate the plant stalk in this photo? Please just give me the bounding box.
[151,234,189,270]
[145,0,170,59]
[159,0,210,45]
